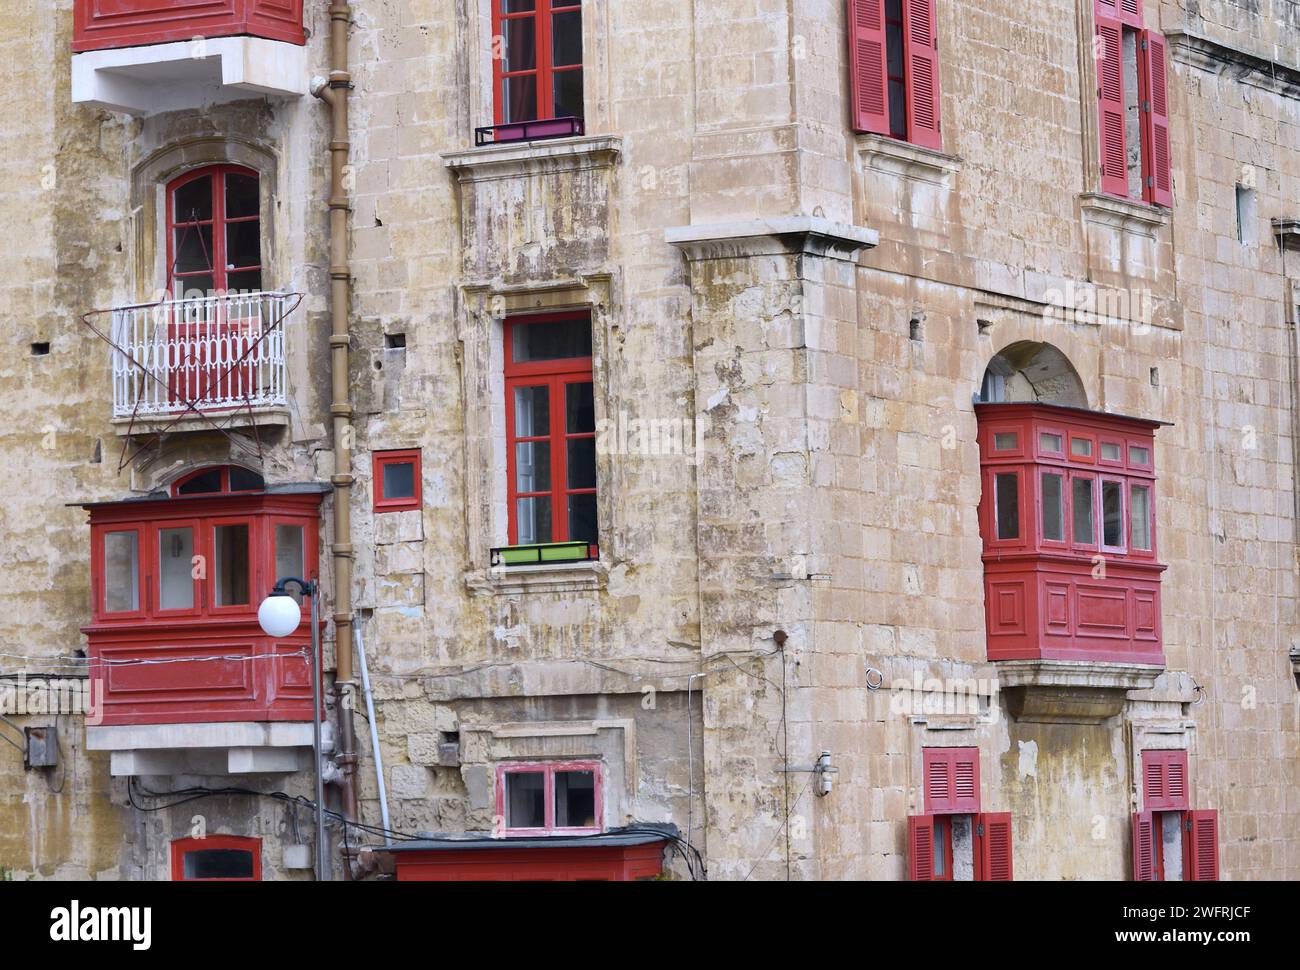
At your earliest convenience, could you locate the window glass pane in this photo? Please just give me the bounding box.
[513,385,550,437]
[552,9,582,66]
[994,473,1019,540]
[214,524,250,606]
[158,527,194,610]
[224,173,259,219]
[511,318,591,363]
[174,176,213,222]
[555,770,596,828]
[1071,438,1092,458]
[1101,442,1122,461]
[933,818,947,877]
[567,439,596,489]
[178,468,223,495]
[275,525,306,603]
[503,16,536,72]
[1073,478,1095,544]
[565,382,595,434]
[229,467,264,491]
[1039,432,1062,453]
[381,460,416,501]
[993,432,1017,451]
[568,493,598,544]
[1131,485,1152,550]
[516,497,552,544]
[226,220,261,272]
[553,68,584,119]
[503,0,534,12]
[104,531,139,613]
[227,269,263,293]
[175,225,215,274]
[175,275,214,299]
[505,771,546,828]
[1102,480,1124,546]
[503,74,537,123]
[183,848,254,880]
[515,440,552,492]
[1041,473,1064,542]
[1130,445,1150,465]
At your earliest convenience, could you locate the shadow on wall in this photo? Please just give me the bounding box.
[979,341,1089,408]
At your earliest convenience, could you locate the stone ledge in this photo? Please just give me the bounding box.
[1078,192,1170,237]
[87,721,324,777]
[665,216,879,262]
[997,659,1164,724]
[441,135,622,182]
[856,132,962,185]
[112,406,290,438]
[466,559,607,596]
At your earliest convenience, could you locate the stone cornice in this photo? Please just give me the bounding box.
[441,135,621,182]
[665,216,878,262]
[1165,29,1300,96]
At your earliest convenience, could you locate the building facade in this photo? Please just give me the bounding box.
[0,0,1297,880]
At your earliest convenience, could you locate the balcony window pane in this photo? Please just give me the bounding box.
[275,525,306,604]
[503,0,535,10]
[226,269,263,293]
[503,16,536,72]
[512,318,591,363]
[214,524,250,606]
[993,432,1017,451]
[515,441,551,492]
[177,468,223,495]
[568,493,598,544]
[516,497,552,544]
[1071,438,1092,458]
[175,225,215,274]
[174,176,213,223]
[1039,432,1062,453]
[552,10,582,67]
[553,68,583,120]
[565,381,595,434]
[224,173,259,219]
[1041,472,1064,542]
[567,438,596,489]
[1131,485,1152,550]
[382,461,416,501]
[513,385,550,437]
[158,527,194,610]
[1130,445,1150,465]
[175,275,214,300]
[555,770,596,828]
[503,74,537,123]
[229,467,265,492]
[1073,478,1095,544]
[1101,442,1122,461]
[1102,480,1124,547]
[933,817,947,877]
[994,472,1019,540]
[103,531,139,614]
[505,771,546,828]
[183,849,254,880]
[226,221,261,272]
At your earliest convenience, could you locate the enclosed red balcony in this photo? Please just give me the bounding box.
[73,0,305,52]
[976,402,1168,667]
[81,468,325,775]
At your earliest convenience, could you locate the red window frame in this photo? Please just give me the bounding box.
[495,760,603,836]
[373,449,423,513]
[491,0,584,126]
[171,465,264,498]
[171,835,263,882]
[165,164,262,295]
[847,0,942,149]
[503,312,596,548]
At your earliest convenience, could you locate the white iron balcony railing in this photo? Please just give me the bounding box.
[110,292,290,418]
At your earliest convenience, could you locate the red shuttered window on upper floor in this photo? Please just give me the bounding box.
[1093,0,1172,206]
[923,746,980,814]
[1142,749,1188,812]
[848,0,942,149]
[492,0,584,129]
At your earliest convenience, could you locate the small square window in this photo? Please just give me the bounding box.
[1039,432,1062,453]
[1130,445,1150,466]
[1071,438,1093,458]
[1101,442,1122,461]
[497,761,603,836]
[993,432,1018,451]
[373,450,422,512]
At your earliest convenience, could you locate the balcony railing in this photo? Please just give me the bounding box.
[110,292,289,419]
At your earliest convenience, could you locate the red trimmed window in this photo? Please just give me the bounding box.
[1133,750,1218,881]
[492,0,584,133]
[977,403,1166,665]
[496,761,603,836]
[167,164,263,297]
[373,450,422,513]
[848,0,942,149]
[504,312,597,551]
[171,836,262,881]
[909,747,1012,881]
[1094,0,1171,206]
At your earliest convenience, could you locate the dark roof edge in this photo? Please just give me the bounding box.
[379,822,681,854]
[68,482,331,510]
[974,400,1174,428]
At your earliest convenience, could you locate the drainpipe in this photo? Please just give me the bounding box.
[311,0,360,875]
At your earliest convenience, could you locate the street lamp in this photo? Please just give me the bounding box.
[258,577,327,881]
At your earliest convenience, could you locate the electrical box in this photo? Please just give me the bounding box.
[24,725,58,769]
[283,844,312,870]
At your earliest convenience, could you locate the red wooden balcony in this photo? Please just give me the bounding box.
[976,403,1168,667]
[73,0,305,53]
[82,473,323,729]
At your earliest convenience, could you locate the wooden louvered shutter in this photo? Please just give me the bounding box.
[1118,0,1143,26]
[1095,8,1128,198]
[1142,750,1189,811]
[1164,751,1187,809]
[901,0,941,149]
[924,747,980,813]
[923,748,952,812]
[1184,810,1219,881]
[848,0,890,134]
[1143,751,1166,808]
[1132,811,1155,880]
[951,747,980,813]
[1140,30,1172,206]
[908,814,936,880]
[975,813,1013,881]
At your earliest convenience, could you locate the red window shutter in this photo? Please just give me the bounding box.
[847,0,890,134]
[1142,750,1188,811]
[951,748,980,813]
[1131,811,1155,881]
[1143,752,1166,808]
[908,814,936,880]
[975,813,1014,881]
[1095,12,1128,198]
[923,748,951,812]
[924,747,980,813]
[901,0,941,149]
[1119,0,1143,26]
[1164,752,1187,809]
[1140,30,1172,207]
[1184,810,1219,881]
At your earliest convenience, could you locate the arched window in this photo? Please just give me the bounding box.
[171,465,265,497]
[167,165,263,297]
